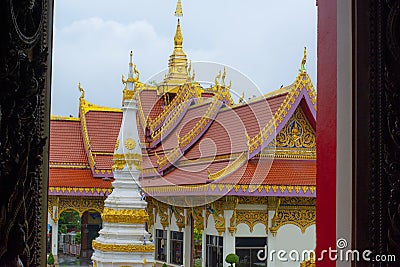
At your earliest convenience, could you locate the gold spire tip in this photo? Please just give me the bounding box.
[175,0,183,17]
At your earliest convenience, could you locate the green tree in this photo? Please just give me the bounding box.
[58,211,81,232]
[74,232,81,244]
[47,252,54,265]
[225,253,239,267]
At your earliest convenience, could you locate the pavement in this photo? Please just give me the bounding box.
[57,254,92,267]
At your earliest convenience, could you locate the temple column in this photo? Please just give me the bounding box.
[183,210,192,267]
[223,210,235,267]
[48,212,59,264]
[166,224,171,264]
[267,209,276,267]
[201,227,206,267]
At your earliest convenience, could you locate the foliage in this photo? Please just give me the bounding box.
[59,224,67,234]
[74,232,81,244]
[194,258,202,267]
[47,253,55,265]
[193,228,203,244]
[162,263,167,267]
[225,253,239,267]
[58,211,81,233]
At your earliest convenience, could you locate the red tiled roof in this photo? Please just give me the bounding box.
[94,154,113,170]
[140,159,315,187]
[85,111,122,152]
[49,168,112,188]
[50,120,87,163]
[139,90,164,120]
[221,159,315,186]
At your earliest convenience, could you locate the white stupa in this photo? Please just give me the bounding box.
[91,51,154,267]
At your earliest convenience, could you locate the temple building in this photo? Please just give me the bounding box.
[48,1,317,266]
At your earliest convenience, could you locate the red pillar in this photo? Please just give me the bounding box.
[316,0,337,266]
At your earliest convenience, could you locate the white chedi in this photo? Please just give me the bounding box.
[91,52,154,267]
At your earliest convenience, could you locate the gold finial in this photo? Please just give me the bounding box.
[122,74,126,84]
[215,70,221,85]
[174,19,183,48]
[78,82,85,99]
[301,47,307,72]
[175,0,183,17]
[133,64,140,81]
[239,91,245,103]
[188,60,192,75]
[222,67,226,85]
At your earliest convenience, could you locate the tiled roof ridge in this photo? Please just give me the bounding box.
[198,72,317,183]
[247,71,317,158]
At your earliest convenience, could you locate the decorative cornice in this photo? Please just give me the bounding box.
[49,162,90,168]
[92,240,155,253]
[48,187,112,196]
[102,208,149,224]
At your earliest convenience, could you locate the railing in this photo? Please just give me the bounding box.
[150,96,194,147]
[148,83,196,132]
[156,90,225,173]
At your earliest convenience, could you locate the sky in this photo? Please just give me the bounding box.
[51,0,317,116]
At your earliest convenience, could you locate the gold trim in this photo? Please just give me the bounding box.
[112,153,142,171]
[102,208,149,224]
[236,210,268,233]
[48,196,106,218]
[208,152,247,180]
[50,115,80,121]
[247,72,317,154]
[92,240,155,252]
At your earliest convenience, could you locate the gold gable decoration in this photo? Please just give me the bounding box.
[274,107,316,149]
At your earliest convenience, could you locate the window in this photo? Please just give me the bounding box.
[206,235,223,267]
[170,231,184,265]
[155,229,167,261]
[235,237,267,267]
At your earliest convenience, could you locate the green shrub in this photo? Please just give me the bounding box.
[74,232,81,244]
[162,263,167,267]
[225,253,239,267]
[47,253,55,265]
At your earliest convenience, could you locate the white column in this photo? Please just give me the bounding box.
[201,209,207,267]
[166,226,171,264]
[223,210,235,267]
[184,210,192,267]
[267,210,276,267]
[201,228,206,267]
[48,211,59,263]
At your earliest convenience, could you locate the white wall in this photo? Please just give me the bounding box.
[272,224,316,267]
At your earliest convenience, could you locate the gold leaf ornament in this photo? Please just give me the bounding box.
[124,138,136,150]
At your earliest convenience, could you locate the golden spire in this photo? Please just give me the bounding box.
[159,0,189,93]
[174,0,183,17]
[174,19,183,49]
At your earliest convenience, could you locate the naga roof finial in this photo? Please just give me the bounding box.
[78,82,85,99]
[300,47,307,72]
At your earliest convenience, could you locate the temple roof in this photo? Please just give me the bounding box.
[49,67,316,197]
[48,4,316,197]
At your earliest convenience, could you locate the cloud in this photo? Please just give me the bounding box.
[51,1,317,116]
[52,18,171,115]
